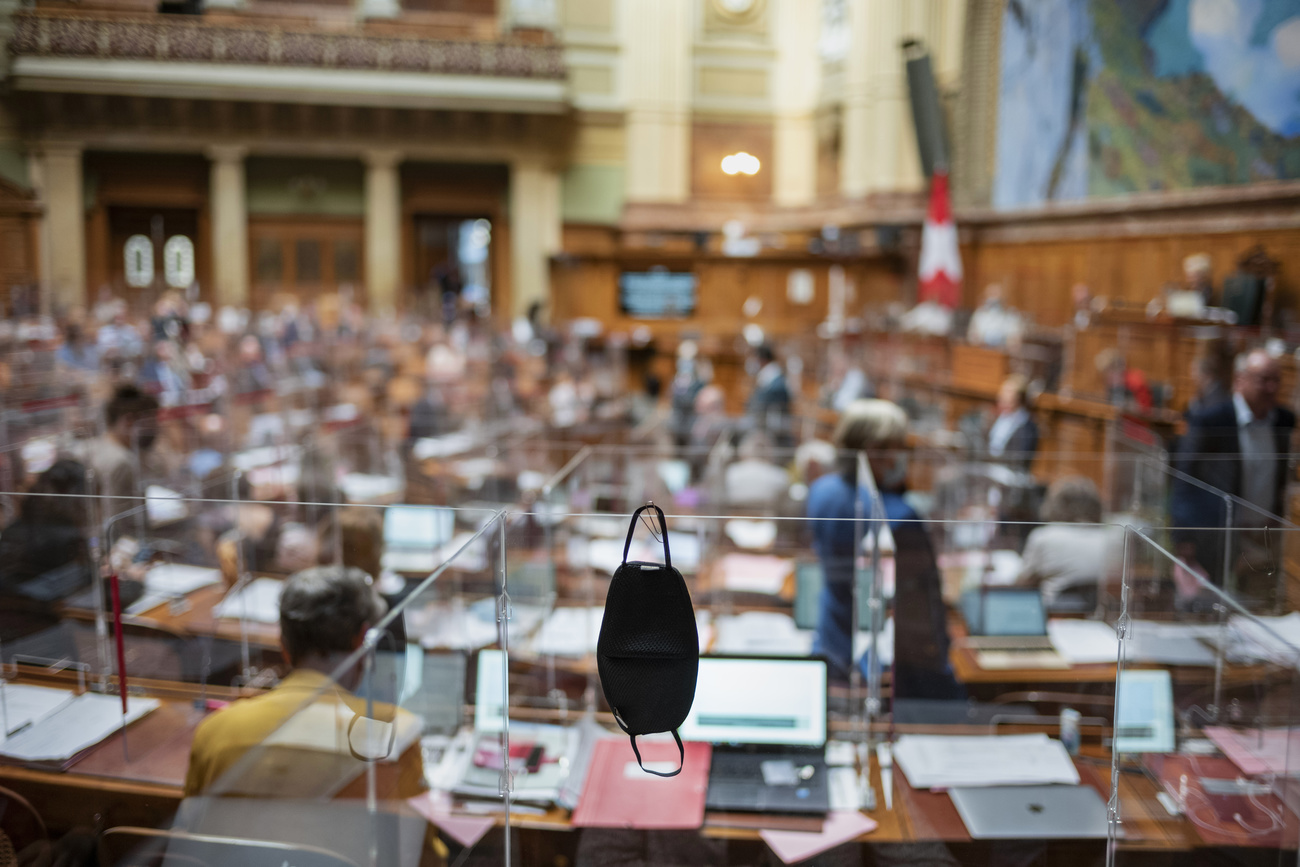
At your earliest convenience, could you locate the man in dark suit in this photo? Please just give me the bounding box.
[745,343,792,446]
[1172,349,1295,603]
[988,375,1039,471]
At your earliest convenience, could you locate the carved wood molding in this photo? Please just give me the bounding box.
[9,11,566,78]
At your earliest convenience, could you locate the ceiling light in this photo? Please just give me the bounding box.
[721,152,760,176]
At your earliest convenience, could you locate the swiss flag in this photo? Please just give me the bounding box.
[917,170,962,308]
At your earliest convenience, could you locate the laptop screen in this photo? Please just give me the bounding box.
[679,657,827,747]
[1115,669,1175,754]
[963,589,1046,636]
[384,505,455,550]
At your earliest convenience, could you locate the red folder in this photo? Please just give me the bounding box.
[571,738,712,829]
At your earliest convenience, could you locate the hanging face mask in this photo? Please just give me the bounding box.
[596,503,698,777]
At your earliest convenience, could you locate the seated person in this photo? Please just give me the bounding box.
[723,431,790,508]
[185,565,424,800]
[0,459,95,642]
[808,399,962,698]
[1016,476,1113,611]
[987,374,1038,469]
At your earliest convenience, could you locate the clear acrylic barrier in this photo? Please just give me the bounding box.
[1110,526,1300,862]
[158,506,510,867]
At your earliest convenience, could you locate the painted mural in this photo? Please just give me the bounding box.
[993,0,1300,210]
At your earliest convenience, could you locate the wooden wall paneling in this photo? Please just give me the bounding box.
[966,227,1300,328]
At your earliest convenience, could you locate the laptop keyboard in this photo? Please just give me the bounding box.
[964,635,1055,651]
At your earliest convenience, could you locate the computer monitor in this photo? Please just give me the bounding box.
[679,656,827,747]
[474,648,507,733]
[961,588,1047,636]
[399,648,467,736]
[1115,669,1175,754]
[384,505,455,550]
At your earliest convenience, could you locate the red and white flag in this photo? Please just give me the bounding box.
[917,170,962,308]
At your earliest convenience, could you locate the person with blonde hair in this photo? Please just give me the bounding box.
[807,400,961,699]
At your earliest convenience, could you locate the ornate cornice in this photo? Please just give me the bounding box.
[9,12,566,79]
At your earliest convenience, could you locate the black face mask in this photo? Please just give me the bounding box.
[596,504,698,777]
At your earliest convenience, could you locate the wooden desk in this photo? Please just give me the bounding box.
[132,583,282,650]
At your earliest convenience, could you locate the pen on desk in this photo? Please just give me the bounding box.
[5,720,31,739]
[876,743,893,812]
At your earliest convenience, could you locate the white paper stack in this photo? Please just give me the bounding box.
[213,577,284,623]
[0,690,158,763]
[893,734,1079,789]
[530,607,604,657]
[1046,619,1119,664]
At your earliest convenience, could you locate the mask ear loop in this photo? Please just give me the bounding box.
[613,707,685,778]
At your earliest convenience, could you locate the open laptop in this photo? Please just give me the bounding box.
[680,656,830,815]
[1114,669,1175,754]
[382,505,456,574]
[960,587,1054,651]
[949,784,1109,839]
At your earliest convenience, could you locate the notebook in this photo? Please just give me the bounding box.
[949,785,1108,839]
[571,737,712,829]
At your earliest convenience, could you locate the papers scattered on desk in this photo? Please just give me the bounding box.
[1227,613,1300,666]
[713,612,813,656]
[526,607,603,657]
[145,485,187,525]
[412,432,478,461]
[893,734,1079,790]
[450,723,578,805]
[409,599,547,651]
[715,553,794,595]
[213,577,283,623]
[1046,619,1119,664]
[0,689,158,765]
[340,473,404,504]
[761,811,878,865]
[724,519,778,551]
[144,563,222,597]
[1204,727,1300,777]
[570,533,701,575]
[0,684,74,740]
[1126,620,1219,666]
[232,445,300,471]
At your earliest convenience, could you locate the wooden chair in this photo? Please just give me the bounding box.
[0,784,48,865]
[99,826,361,867]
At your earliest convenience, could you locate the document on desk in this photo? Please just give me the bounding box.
[713,612,812,656]
[213,577,283,623]
[893,734,1079,789]
[1126,620,1218,666]
[1204,727,1300,777]
[340,473,404,504]
[0,691,159,765]
[1046,619,1119,664]
[760,811,878,865]
[144,563,223,597]
[715,553,794,595]
[530,607,603,657]
[0,684,75,740]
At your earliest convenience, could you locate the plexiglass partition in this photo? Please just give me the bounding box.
[1110,526,1300,863]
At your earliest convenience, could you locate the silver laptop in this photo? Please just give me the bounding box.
[961,588,1055,651]
[948,785,1109,839]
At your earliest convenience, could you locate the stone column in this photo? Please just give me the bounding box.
[772,0,820,207]
[34,143,85,310]
[208,145,249,308]
[623,0,691,203]
[509,160,561,319]
[364,150,403,314]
